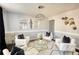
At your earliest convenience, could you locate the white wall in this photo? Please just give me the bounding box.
[49,9,79,35]
[4,12,32,31]
[3,10,49,32]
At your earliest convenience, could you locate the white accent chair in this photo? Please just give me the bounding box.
[55,38,76,55]
[43,32,53,41]
[15,35,30,49]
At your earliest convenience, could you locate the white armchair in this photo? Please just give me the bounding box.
[59,43,76,51]
[56,38,76,54]
[43,32,53,41]
[15,35,30,49]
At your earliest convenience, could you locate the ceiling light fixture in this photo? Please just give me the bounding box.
[35,5,47,20]
[38,5,44,9]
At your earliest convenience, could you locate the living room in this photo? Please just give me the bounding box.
[0,3,79,55]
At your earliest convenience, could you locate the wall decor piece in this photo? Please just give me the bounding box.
[71,24,77,30]
[19,19,27,30]
[69,18,74,20]
[73,26,77,30]
[69,18,77,30]
[62,17,77,30]
[64,20,69,25]
[62,16,69,25]
[19,19,31,30]
[69,20,75,26]
[29,19,33,29]
[62,16,68,20]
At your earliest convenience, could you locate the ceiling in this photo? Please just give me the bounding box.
[0,3,79,17]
